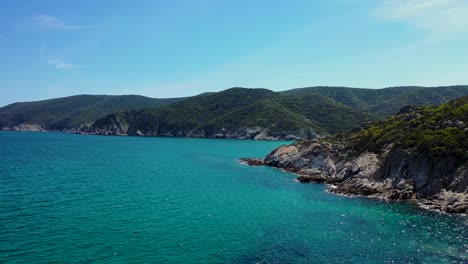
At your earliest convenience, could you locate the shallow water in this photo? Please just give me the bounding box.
[0,131,466,263]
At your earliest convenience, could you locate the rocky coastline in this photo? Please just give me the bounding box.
[1,124,46,132]
[77,123,310,140]
[1,125,307,140]
[240,139,468,214]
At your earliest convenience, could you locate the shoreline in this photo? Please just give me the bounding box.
[239,158,468,216]
[0,128,301,141]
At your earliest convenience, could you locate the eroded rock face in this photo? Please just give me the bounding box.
[263,141,340,174]
[81,122,316,140]
[380,150,466,196]
[2,124,45,132]
[242,140,468,214]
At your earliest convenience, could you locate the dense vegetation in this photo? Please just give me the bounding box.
[0,95,185,130]
[2,85,468,138]
[90,86,468,138]
[283,85,468,117]
[89,88,375,138]
[337,96,468,161]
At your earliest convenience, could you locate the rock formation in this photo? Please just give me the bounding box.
[242,97,468,214]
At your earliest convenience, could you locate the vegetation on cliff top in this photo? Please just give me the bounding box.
[337,96,468,161]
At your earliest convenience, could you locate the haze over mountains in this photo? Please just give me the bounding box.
[1,85,468,139]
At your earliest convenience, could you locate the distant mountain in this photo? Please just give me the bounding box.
[242,96,468,213]
[84,86,468,139]
[0,95,186,131]
[2,85,468,138]
[85,88,325,139]
[282,85,468,117]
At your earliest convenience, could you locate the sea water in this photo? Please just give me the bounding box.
[0,131,466,263]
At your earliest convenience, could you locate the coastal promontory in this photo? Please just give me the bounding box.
[242,96,468,214]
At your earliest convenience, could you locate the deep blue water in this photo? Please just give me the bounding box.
[0,131,467,263]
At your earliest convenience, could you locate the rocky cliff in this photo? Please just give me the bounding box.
[80,112,311,140]
[242,97,468,214]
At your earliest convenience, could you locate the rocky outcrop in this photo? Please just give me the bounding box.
[242,97,468,214]
[1,123,45,132]
[2,118,314,140]
[81,120,313,140]
[242,139,468,214]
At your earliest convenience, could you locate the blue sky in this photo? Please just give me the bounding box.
[1,0,468,106]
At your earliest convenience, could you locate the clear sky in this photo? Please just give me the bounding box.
[1,0,468,106]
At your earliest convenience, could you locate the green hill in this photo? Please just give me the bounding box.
[87,88,373,139]
[0,95,185,130]
[87,88,316,139]
[2,85,468,138]
[86,86,468,139]
[282,85,468,117]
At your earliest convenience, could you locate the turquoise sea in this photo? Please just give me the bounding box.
[0,131,466,263]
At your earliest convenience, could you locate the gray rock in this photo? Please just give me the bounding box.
[244,139,468,214]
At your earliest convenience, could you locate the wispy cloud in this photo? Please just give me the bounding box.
[15,14,87,31]
[375,0,468,43]
[40,42,83,70]
[47,59,81,70]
